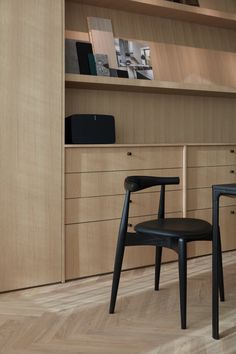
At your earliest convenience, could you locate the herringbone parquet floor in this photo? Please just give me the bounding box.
[0,251,236,354]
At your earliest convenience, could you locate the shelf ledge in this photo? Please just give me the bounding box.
[65,74,236,98]
[73,0,236,30]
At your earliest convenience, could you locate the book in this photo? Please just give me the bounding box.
[65,39,80,74]
[94,54,110,77]
[76,42,93,75]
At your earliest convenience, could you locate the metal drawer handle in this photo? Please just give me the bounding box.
[230,149,235,153]
[230,170,235,174]
[230,210,235,214]
[127,152,132,156]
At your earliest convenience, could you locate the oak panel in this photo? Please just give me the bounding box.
[187,145,236,167]
[65,190,182,224]
[65,146,182,172]
[65,168,182,198]
[187,206,236,257]
[187,165,236,189]
[187,188,236,211]
[65,213,180,279]
[0,0,63,291]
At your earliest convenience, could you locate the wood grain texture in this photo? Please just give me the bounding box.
[65,89,236,144]
[65,190,183,224]
[188,165,236,189]
[65,168,182,198]
[65,146,183,172]
[188,207,236,257]
[187,188,236,211]
[187,145,236,167]
[65,74,236,96]
[67,0,236,29]
[65,213,181,279]
[0,0,63,291]
[0,251,236,353]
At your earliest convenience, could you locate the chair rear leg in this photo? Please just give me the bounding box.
[109,241,125,314]
[155,246,162,291]
[178,238,187,329]
[218,228,225,302]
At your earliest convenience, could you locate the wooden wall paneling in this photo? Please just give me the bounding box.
[65,2,236,53]
[151,42,236,87]
[199,0,236,13]
[0,0,64,291]
[65,89,236,144]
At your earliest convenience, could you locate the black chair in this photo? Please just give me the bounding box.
[109,176,225,329]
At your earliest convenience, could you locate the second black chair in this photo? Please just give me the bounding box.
[109,176,225,329]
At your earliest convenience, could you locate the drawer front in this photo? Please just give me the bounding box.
[65,146,183,173]
[65,213,181,280]
[65,168,182,198]
[65,190,183,224]
[187,146,236,167]
[187,188,236,211]
[188,165,236,189]
[187,207,236,258]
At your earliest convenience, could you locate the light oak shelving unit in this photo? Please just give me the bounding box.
[64,0,236,280]
[65,74,236,97]
[72,0,236,30]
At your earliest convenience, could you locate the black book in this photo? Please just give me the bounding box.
[76,42,93,75]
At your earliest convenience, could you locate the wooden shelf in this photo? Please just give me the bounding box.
[65,74,236,98]
[74,0,236,30]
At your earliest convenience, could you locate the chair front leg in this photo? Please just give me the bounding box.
[109,237,126,314]
[178,238,187,329]
[155,246,162,291]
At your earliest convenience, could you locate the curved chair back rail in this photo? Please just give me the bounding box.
[124,175,180,192]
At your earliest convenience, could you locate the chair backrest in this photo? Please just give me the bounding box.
[117,175,180,242]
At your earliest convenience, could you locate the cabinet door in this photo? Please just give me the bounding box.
[0,0,63,291]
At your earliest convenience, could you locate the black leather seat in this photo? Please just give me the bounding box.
[135,218,212,240]
[109,176,225,330]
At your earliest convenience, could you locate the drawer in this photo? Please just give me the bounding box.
[188,165,236,189]
[65,190,183,224]
[65,168,182,198]
[65,146,183,173]
[65,213,181,280]
[187,188,236,211]
[187,146,236,167]
[187,206,236,258]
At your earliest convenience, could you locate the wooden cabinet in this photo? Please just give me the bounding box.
[65,145,183,279]
[65,144,236,280]
[0,0,64,292]
[187,145,236,257]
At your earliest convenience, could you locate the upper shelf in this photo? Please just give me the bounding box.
[65,74,236,98]
[74,0,236,30]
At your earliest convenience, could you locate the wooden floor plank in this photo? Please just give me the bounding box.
[0,251,236,353]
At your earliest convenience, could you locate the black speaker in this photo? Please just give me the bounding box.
[65,114,116,144]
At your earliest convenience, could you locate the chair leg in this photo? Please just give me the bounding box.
[218,228,225,302]
[178,238,187,330]
[155,246,162,291]
[109,240,125,314]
